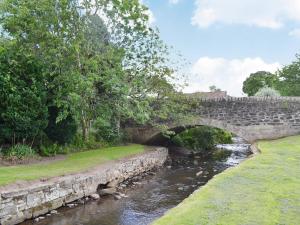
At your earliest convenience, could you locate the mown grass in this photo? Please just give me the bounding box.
[153,135,300,225]
[0,144,145,187]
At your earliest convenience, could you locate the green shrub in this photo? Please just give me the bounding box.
[68,133,108,152]
[255,87,281,97]
[94,118,121,144]
[212,128,233,144]
[172,127,215,152]
[172,126,233,152]
[40,144,60,157]
[44,107,77,145]
[3,144,36,159]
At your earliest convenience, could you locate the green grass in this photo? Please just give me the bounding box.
[153,135,300,225]
[0,144,145,187]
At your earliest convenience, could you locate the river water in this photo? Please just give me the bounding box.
[22,137,251,225]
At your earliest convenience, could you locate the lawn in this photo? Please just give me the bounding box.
[0,144,145,187]
[153,135,300,225]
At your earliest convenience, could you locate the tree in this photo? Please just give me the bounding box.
[255,87,281,97]
[242,71,278,96]
[209,85,221,92]
[0,0,182,145]
[0,43,48,145]
[276,55,300,96]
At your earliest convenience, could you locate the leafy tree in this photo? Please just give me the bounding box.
[209,85,221,92]
[0,43,48,145]
[0,0,182,146]
[243,71,278,96]
[276,55,300,96]
[255,87,281,97]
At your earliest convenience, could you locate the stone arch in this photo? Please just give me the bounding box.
[144,118,245,146]
[125,97,300,144]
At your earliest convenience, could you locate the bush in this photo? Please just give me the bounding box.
[213,128,233,144]
[68,133,108,152]
[3,144,36,159]
[94,118,121,144]
[44,107,77,145]
[172,126,233,152]
[255,87,281,97]
[40,144,60,157]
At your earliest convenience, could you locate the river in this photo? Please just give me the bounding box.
[22,137,251,225]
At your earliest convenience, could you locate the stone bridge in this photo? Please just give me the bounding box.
[126,97,300,144]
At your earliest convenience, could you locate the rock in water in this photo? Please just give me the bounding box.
[114,194,122,200]
[99,187,117,196]
[196,171,203,177]
[50,210,58,214]
[90,194,100,200]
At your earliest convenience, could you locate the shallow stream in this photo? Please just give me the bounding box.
[22,137,251,225]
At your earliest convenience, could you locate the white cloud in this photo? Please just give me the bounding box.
[169,0,180,4]
[146,9,156,24]
[191,0,300,29]
[140,0,156,25]
[289,28,300,38]
[183,57,281,96]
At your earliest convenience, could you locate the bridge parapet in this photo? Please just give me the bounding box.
[196,96,300,102]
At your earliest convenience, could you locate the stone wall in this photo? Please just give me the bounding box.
[197,97,300,128]
[0,147,168,225]
[127,97,300,143]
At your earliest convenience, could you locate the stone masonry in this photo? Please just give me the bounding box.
[0,147,168,225]
[127,97,300,143]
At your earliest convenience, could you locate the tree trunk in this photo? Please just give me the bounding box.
[81,119,89,142]
[81,110,89,141]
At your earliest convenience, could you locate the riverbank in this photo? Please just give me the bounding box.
[0,145,168,225]
[0,144,145,187]
[153,135,300,225]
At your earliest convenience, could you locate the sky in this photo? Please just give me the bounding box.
[142,0,300,96]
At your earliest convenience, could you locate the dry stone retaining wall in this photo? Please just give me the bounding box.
[0,147,168,225]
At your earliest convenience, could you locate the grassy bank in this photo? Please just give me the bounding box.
[153,136,300,225]
[0,145,145,187]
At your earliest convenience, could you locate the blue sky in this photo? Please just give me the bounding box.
[142,0,300,96]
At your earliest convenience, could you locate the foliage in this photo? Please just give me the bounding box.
[172,126,232,152]
[243,71,279,96]
[209,85,221,92]
[0,144,145,186]
[0,43,48,145]
[0,0,183,151]
[276,54,300,96]
[44,107,77,145]
[94,118,121,143]
[2,144,36,159]
[213,129,233,144]
[255,87,281,97]
[40,144,61,157]
[153,135,300,225]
